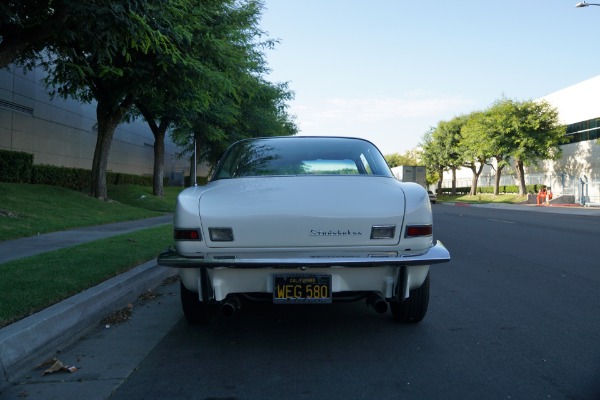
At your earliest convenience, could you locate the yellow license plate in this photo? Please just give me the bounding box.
[273,274,332,304]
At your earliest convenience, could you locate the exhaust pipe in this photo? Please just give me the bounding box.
[221,295,241,317]
[366,293,388,314]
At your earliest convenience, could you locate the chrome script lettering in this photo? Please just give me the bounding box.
[310,229,362,236]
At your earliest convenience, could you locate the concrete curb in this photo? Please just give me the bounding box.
[441,202,600,216]
[0,260,177,390]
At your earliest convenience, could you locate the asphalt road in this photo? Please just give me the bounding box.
[4,204,600,400]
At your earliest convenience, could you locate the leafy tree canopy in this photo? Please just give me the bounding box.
[384,150,421,168]
[421,97,566,196]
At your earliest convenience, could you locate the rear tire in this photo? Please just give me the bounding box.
[180,281,217,324]
[390,273,430,323]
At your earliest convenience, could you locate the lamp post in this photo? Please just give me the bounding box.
[576,2,600,6]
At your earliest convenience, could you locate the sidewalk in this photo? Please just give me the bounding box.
[0,214,173,264]
[0,215,176,391]
[449,201,600,216]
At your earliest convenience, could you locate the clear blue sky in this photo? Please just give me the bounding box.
[260,0,600,155]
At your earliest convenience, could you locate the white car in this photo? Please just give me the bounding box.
[158,136,450,324]
[428,190,437,204]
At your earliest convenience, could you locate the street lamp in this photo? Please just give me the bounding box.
[576,2,600,7]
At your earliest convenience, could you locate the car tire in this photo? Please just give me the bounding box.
[390,273,430,323]
[180,281,217,324]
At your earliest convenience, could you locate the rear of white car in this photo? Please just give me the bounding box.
[158,136,449,324]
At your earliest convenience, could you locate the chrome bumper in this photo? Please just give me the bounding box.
[158,241,450,269]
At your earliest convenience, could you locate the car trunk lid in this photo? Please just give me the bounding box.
[199,176,405,248]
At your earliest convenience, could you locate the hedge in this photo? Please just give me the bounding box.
[0,149,33,183]
[1,150,164,191]
[440,184,544,195]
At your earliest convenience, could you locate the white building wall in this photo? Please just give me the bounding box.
[542,75,600,124]
[0,64,191,183]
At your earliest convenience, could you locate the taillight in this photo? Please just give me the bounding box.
[174,229,202,241]
[405,225,432,238]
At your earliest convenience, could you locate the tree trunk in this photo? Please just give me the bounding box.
[436,167,444,195]
[451,167,457,195]
[153,130,165,197]
[494,165,505,196]
[470,170,478,196]
[150,120,170,198]
[91,95,133,200]
[515,158,527,196]
[135,104,169,197]
[468,161,485,196]
[91,109,119,200]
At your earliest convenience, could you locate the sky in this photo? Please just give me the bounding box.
[259,0,600,155]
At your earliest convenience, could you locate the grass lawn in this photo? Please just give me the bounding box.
[0,183,182,241]
[0,225,173,327]
[438,193,528,204]
[0,183,181,327]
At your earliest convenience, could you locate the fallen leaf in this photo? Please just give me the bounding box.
[36,358,78,375]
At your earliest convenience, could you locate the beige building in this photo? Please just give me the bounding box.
[0,64,191,184]
[442,75,600,205]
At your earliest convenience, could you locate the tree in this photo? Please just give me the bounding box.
[175,75,297,174]
[0,0,68,68]
[460,112,493,195]
[421,129,445,191]
[4,0,296,198]
[1,1,161,70]
[34,0,185,199]
[477,99,516,195]
[421,116,466,195]
[384,150,420,168]
[509,100,567,195]
[134,0,274,196]
[191,42,298,168]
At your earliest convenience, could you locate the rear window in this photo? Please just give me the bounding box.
[212,137,392,180]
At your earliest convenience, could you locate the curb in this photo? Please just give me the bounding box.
[0,260,176,390]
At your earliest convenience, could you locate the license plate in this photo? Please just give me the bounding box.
[273,274,332,304]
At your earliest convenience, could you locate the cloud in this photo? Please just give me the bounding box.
[286,92,478,154]
[293,93,476,130]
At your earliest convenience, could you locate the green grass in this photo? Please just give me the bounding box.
[107,184,182,212]
[0,225,173,327]
[0,183,182,241]
[438,193,528,204]
[0,183,181,327]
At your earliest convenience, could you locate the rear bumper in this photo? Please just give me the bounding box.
[159,242,449,302]
[157,241,450,269]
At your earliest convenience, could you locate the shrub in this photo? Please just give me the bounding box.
[0,149,33,183]
[2,150,174,190]
[31,165,91,191]
[107,172,153,186]
[30,165,155,190]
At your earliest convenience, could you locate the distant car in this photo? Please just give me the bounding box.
[158,136,450,324]
[428,190,437,204]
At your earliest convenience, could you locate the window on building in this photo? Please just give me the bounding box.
[565,118,600,144]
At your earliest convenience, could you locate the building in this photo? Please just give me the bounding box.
[442,75,600,205]
[0,64,192,185]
